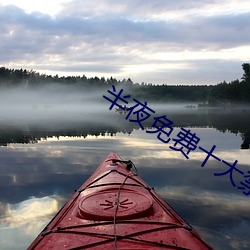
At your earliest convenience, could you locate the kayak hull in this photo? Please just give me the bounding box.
[28,152,213,249]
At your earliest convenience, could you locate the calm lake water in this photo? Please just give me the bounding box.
[0,105,250,249]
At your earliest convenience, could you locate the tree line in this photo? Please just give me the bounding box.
[0,63,249,104]
[208,63,250,105]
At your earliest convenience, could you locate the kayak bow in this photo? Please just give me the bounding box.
[28,152,213,249]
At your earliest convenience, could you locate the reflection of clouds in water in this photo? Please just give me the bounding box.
[154,149,250,168]
[157,187,250,249]
[113,128,248,168]
[194,224,250,250]
[157,186,250,215]
[120,138,167,150]
[2,135,248,196]
[220,150,250,167]
[0,196,59,230]
[0,202,8,218]
[0,132,249,249]
[0,196,61,249]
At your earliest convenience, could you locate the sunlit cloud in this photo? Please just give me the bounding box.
[152,46,250,62]
[0,0,66,16]
[0,196,62,249]
[0,196,59,230]
[157,186,250,217]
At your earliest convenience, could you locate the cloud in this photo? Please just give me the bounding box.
[0,196,59,229]
[0,1,250,84]
[0,196,61,249]
[4,4,248,49]
[1,5,247,51]
[58,0,240,19]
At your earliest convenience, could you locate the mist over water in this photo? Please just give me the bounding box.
[0,85,109,123]
[0,84,199,127]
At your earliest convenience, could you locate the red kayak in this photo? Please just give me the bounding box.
[28,152,213,249]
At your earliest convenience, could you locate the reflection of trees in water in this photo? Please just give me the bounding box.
[206,109,250,150]
[0,121,134,146]
[160,109,250,149]
[0,133,38,146]
[0,109,250,149]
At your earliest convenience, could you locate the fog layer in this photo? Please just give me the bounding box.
[0,85,108,123]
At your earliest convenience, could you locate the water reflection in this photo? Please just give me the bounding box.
[0,110,250,249]
[0,108,250,149]
[0,196,62,250]
[1,196,59,228]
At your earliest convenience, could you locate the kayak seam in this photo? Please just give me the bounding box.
[60,225,192,250]
[82,182,142,189]
[56,220,182,230]
[78,169,152,194]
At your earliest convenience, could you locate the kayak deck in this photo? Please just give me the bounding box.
[28,152,213,249]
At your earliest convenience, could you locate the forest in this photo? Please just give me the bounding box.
[0,63,249,105]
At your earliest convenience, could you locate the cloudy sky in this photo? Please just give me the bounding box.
[0,0,250,85]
